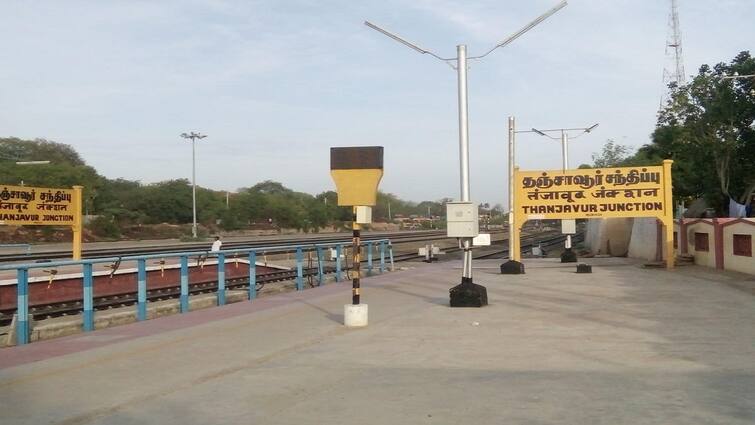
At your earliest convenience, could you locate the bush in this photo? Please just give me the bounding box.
[219,210,241,231]
[88,216,121,239]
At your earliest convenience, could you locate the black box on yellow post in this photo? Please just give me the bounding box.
[329,146,384,207]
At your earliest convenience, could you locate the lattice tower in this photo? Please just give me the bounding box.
[662,0,686,95]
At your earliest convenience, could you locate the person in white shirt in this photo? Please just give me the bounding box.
[211,236,222,252]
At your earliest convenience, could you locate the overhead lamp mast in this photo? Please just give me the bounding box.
[365,1,568,307]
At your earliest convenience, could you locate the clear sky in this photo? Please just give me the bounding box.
[1,1,753,207]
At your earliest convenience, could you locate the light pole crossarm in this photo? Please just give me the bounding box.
[531,123,599,140]
[468,0,567,60]
[364,21,457,65]
[531,125,598,133]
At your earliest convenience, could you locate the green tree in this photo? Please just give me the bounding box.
[653,51,755,211]
[1,137,479,235]
[591,139,631,168]
[138,179,194,224]
[0,137,86,166]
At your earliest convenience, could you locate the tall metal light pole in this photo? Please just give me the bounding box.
[180,131,207,238]
[531,123,598,261]
[366,1,568,305]
[501,116,541,274]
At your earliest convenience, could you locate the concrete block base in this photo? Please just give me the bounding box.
[5,314,18,346]
[344,304,368,327]
[561,248,578,263]
[500,260,525,274]
[449,277,488,307]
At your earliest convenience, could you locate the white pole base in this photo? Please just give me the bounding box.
[344,304,368,327]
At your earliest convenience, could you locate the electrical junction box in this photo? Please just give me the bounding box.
[473,233,491,246]
[329,248,345,261]
[355,206,372,224]
[418,245,441,256]
[446,201,479,238]
[561,219,576,234]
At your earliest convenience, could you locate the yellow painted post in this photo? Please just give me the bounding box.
[662,160,674,269]
[512,167,524,262]
[514,217,522,262]
[72,185,83,260]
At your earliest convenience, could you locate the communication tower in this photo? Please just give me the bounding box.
[661,0,686,106]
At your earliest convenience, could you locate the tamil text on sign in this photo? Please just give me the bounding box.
[515,165,670,221]
[0,185,77,226]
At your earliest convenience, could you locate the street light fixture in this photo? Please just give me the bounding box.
[720,73,755,97]
[365,1,568,307]
[530,123,599,262]
[1,151,51,165]
[15,160,51,165]
[531,128,547,137]
[717,73,755,126]
[15,161,51,187]
[180,131,207,239]
[721,73,755,80]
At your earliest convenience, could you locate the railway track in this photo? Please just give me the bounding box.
[0,230,478,263]
[474,232,585,259]
[390,231,584,261]
[11,267,335,326]
[0,231,582,327]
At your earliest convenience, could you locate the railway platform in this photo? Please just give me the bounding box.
[1,258,754,424]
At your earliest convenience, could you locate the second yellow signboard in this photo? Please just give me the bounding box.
[0,185,78,226]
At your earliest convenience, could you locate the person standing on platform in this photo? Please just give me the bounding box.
[211,236,222,252]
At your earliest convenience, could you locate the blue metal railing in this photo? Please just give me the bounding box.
[1,239,394,346]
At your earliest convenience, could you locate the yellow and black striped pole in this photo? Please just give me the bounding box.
[352,206,361,305]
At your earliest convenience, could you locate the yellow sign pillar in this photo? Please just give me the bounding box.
[511,167,522,262]
[512,222,521,262]
[72,185,83,260]
[661,160,674,269]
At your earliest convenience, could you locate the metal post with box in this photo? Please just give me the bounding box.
[446,201,488,307]
[329,146,384,327]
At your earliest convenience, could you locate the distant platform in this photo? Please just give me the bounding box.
[1,258,754,425]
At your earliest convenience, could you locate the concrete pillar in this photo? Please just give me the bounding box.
[713,219,724,270]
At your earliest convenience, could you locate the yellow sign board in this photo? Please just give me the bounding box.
[511,160,674,268]
[0,185,83,259]
[329,146,384,207]
[0,185,77,226]
[515,164,669,221]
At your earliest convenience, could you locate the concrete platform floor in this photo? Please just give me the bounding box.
[1,258,754,425]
